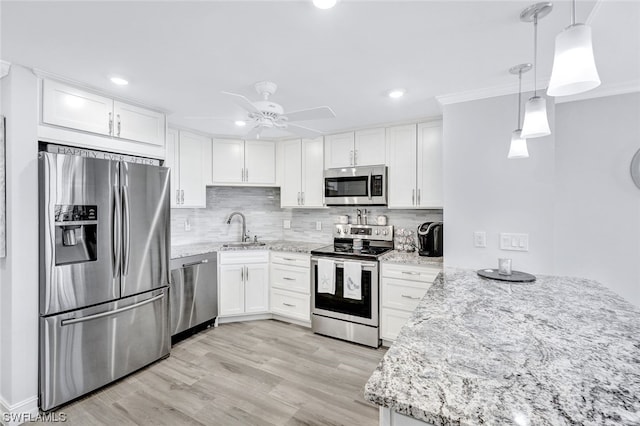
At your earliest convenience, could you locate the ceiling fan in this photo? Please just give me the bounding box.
[187,81,336,139]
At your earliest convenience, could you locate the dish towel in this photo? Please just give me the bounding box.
[343,261,362,300]
[317,258,335,294]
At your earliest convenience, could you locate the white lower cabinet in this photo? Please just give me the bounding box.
[380,262,442,343]
[218,251,269,319]
[269,252,311,325]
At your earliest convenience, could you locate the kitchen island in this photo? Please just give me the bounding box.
[365,268,640,425]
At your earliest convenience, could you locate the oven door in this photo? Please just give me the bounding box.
[311,257,379,327]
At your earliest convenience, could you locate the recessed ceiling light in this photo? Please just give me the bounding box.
[313,0,337,10]
[110,77,129,86]
[234,120,247,127]
[388,89,406,99]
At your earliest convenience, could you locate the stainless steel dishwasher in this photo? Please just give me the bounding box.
[170,252,218,342]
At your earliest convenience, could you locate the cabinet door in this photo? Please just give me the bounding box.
[244,140,276,184]
[165,128,180,208]
[324,132,355,168]
[386,124,418,208]
[354,128,386,166]
[113,101,165,147]
[301,137,324,207]
[212,139,245,184]
[42,80,112,136]
[178,131,208,208]
[280,139,302,207]
[417,122,444,209]
[219,264,245,316]
[244,263,269,313]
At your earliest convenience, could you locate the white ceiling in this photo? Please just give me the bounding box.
[1,1,638,139]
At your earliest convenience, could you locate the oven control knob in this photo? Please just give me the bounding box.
[382,230,387,235]
[375,230,379,235]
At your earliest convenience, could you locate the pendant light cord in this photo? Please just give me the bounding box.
[571,0,576,26]
[533,14,538,96]
[518,70,523,129]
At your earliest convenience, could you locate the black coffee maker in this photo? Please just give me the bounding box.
[417,222,443,257]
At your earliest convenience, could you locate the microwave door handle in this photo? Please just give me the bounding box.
[368,171,372,200]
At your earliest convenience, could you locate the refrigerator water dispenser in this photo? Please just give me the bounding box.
[54,205,97,265]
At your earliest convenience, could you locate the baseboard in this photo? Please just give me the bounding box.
[271,314,311,328]
[217,312,273,324]
[0,394,39,426]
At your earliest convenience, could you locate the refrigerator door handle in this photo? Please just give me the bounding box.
[60,293,165,326]
[122,184,131,276]
[112,184,122,278]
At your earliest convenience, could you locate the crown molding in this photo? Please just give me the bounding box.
[435,78,550,106]
[0,61,11,79]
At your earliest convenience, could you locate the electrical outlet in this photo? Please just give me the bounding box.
[283,220,291,229]
[316,221,322,231]
[473,231,487,248]
[184,218,191,231]
[499,233,529,251]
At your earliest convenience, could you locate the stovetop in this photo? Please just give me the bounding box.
[310,244,393,260]
[310,224,395,260]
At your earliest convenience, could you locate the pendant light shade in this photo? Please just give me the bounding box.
[547,23,600,96]
[521,96,550,138]
[508,130,529,159]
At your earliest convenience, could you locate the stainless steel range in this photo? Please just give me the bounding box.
[311,224,393,348]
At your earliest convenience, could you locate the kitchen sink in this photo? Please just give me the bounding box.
[222,242,267,248]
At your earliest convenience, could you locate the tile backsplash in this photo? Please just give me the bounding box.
[171,186,443,246]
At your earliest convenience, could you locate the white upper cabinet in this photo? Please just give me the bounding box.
[42,79,113,136]
[417,122,444,208]
[41,79,166,157]
[324,132,355,168]
[354,127,386,166]
[212,139,276,186]
[324,128,386,168]
[113,101,165,147]
[166,129,211,208]
[280,137,324,208]
[387,121,443,209]
[387,124,418,209]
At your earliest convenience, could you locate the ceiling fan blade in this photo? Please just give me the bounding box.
[287,123,324,138]
[221,91,260,114]
[284,106,336,122]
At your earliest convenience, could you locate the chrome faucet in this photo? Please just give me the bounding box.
[226,212,250,242]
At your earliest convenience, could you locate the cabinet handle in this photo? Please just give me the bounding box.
[297,192,300,205]
[108,112,113,135]
[301,192,305,205]
[402,271,421,275]
[180,190,184,204]
[245,266,249,281]
[417,188,421,205]
[283,277,295,281]
[350,150,354,166]
[412,189,415,206]
[116,114,121,137]
[176,190,180,205]
[283,303,296,307]
[241,168,244,181]
[245,168,248,182]
[401,294,421,300]
[281,257,296,261]
[241,267,244,281]
[354,150,358,165]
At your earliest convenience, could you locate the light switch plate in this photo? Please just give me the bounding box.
[473,231,487,248]
[283,220,291,229]
[499,233,529,251]
[316,221,322,231]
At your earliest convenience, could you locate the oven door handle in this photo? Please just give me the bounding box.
[311,257,378,268]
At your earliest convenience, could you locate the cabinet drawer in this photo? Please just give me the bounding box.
[270,289,309,322]
[270,264,310,294]
[381,263,440,283]
[270,252,310,268]
[380,308,412,342]
[381,278,431,311]
[219,251,269,265]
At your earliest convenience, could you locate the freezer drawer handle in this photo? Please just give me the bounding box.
[182,259,209,268]
[60,293,165,326]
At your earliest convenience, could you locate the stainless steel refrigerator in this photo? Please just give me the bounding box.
[39,146,171,411]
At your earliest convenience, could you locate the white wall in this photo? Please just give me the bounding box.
[442,94,557,274]
[0,65,40,420]
[554,93,640,306]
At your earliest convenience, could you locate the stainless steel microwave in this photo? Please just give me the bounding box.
[324,165,387,206]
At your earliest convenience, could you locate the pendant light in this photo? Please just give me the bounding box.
[547,0,600,96]
[508,64,532,159]
[520,2,552,139]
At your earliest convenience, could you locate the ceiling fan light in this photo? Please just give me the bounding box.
[508,130,529,159]
[547,24,600,97]
[388,89,406,99]
[313,0,337,9]
[234,120,246,127]
[521,96,550,138]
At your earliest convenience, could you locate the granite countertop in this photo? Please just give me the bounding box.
[365,268,640,425]
[171,240,326,259]
[379,250,443,267]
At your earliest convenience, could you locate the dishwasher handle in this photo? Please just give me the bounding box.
[182,259,209,268]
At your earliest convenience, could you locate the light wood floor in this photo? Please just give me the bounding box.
[43,320,387,426]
